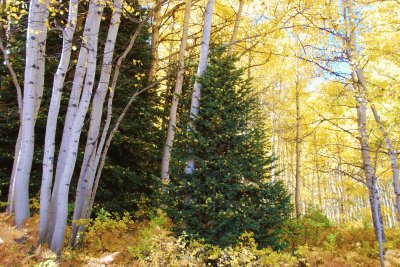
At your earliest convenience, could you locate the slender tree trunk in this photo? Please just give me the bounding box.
[0,33,22,214]
[295,63,301,218]
[49,0,104,254]
[228,0,244,56]
[39,0,79,244]
[147,0,162,83]
[354,86,386,266]
[7,127,21,213]
[185,0,215,175]
[342,1,385,264]
[86,78,166,221]
[161,0,192,181]
[0,34,22,112]
[370,105,400,219]
[70,0,122,246]
[48,23,90,245]
[13,0,49,228]
[67,2,164,243]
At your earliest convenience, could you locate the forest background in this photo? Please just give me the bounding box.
[1,0,400,266]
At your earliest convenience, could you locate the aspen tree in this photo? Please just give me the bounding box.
[228,0,244,56]
[69,1,167,245]
[49,0,104,254]
[0,32,22,214]
[39,0,79,243]
[295,55,301,218]
[185,0,215,175]
[370,105,400,219]
[49,6,91,240]
[342,1,385,265]
[71,0,122,246]
[161,0,192,181]
[147,0,162,83]
[13,0,49,228]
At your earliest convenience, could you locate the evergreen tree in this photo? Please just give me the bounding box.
[93,7,164,215]
[165,53,291,249]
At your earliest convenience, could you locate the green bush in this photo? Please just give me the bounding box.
[283,207,333,250]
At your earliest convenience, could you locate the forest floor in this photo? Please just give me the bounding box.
[0,212,400,266]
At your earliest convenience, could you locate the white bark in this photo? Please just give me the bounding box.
[185,0,215,175]
[49,0,104,254]
[228,0,244,56]
[161,0,192,181]
[342,1,385,265]
[13,0,49,228]
[47,42,88,244]
[147,0,162,83]
[0,33,22,214]
[73,1,166,224]
[86,78,165,221]
[47,1,95,245]
[55,48,88,178]
[370,105,400,220]
[39,0,79,243]
[353,69,385,267]
[7,127,21,213]
[71,0,122,246]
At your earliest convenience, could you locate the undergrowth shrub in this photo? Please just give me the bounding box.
[0,211,389,266]
[283,207,333,251]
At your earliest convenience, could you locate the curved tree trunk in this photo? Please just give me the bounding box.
[161,0,192,181]
[39,0,79,244]
[73,1,167,226]
[370,105,400,220]
[49,0,104,254]
[48,15,90,244]
[86,78,166,221]
[0,33,22,214]
[70,0,122,247]
[342,1,385,265]
[14,0,49,228]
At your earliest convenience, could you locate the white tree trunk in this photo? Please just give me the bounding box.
[13,0,49,228]
[353,69,385,267]
[7,126,21,213]
[86,78,165,220]
[185,0,215,175]
[39,0,79,243]
[342,1,385,264]
[161,0,192,181]
[49,0,104,254]
[47,1,98,245]
[71,0,122,246]
[370,105,400,219]
[47,44,89,244]
[73,2,166,224]
[147,0,162,83]
[228,0,244,56]
[0,34,22,214]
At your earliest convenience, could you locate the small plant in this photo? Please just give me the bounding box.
[323,232,338,252]
[127,211,170,261]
